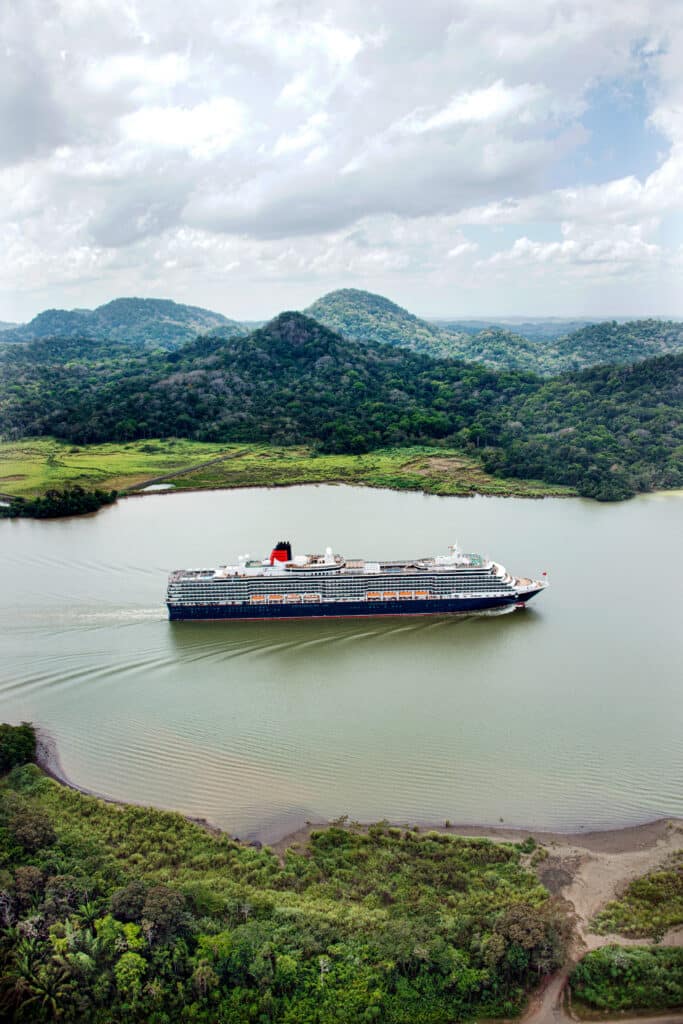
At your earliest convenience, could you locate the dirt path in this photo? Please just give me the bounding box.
[125,447,249,492]
[522,820,683,1023]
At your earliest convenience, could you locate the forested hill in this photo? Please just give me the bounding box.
[305,288,459,358]
[304,289,683,374]
[1,312,681,500]
[552,319,683,369]
[0,297,244,349]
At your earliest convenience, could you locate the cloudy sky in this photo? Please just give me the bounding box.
[2,0,682,321]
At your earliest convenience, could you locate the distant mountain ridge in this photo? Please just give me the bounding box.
[431,318,596,342]
[3,289,682,373]
[0,297,245,350]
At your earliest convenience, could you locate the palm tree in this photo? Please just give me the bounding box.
[75,901,101,933]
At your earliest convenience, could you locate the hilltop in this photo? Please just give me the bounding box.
[0,297,245,350]
[305,288,458,358]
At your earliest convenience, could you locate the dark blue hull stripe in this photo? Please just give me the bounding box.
[167,592,542,621]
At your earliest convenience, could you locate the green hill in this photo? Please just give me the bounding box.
[305,291,683,375]
[552,319,683,370]
[0,297,245,350]
[1,311,681,500]
[305,288,459,357]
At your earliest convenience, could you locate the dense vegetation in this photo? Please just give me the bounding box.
[0,486,117,519]
[0,724,572,1023]
[592,851,683,939]
[433,319,594,343]
[553,318,683,370]
[570,946,683,1012]
[305,290,683,374]
[0,724,36,773]
[306,289,456,358]
[0,298,244,350]
[0,313,681,500]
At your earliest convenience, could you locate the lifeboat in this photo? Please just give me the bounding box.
[285,594,302,602]
[366,591,381,599]
[268,594,284,603]
[415,590,429,599]
[303,593,322,602]
[399,590,413,598]
[250,595,266,603]
[383,591,398,600]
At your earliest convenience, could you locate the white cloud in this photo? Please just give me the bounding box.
[2,0,683,319]
[120,97,246,158]
[273,114,328,156]
[85,52,189,93]
[399,80,547,133]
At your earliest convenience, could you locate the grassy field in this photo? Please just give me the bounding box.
[0,438,575,500]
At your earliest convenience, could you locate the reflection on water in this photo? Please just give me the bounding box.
[1,485,682,839]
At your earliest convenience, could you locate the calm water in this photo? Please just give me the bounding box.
[1,485,681,841]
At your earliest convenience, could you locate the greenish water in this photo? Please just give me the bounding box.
[1,485,681,841]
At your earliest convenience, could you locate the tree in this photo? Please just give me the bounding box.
[114,951,147,1001]
[0,723,36,772]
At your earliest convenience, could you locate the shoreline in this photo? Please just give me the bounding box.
[34,726,683,856]
[30,727,683,1023]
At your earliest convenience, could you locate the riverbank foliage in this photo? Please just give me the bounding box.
[0,739,572,1022]
[0,486,117,519]
[592,850,683,939]
[0,439,572,501]
[0,725,35,773]
[1,313,681,501]
[570,946,683,1012]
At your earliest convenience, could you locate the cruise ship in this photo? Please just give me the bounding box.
[167,541,547,621]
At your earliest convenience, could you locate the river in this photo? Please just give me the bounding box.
[1,485,681,841]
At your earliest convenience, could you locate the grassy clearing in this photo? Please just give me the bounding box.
[0,438,575,501]
[0,438,236,497]
[166,445,573,497]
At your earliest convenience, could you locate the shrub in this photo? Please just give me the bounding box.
[0,723,36,772]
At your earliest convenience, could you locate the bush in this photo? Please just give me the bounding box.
[9,805,56,851]
[571,946,683,1011]
[0,723,36,772]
